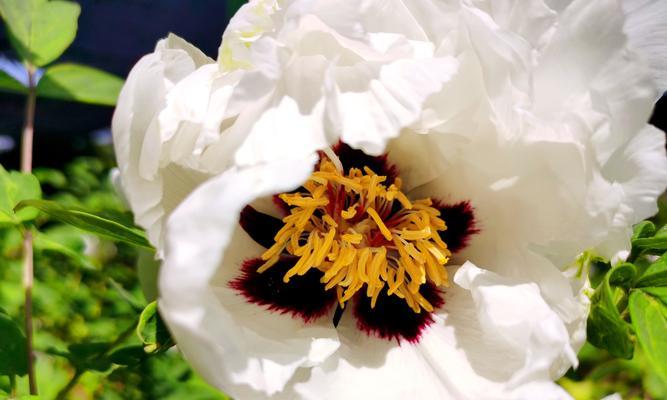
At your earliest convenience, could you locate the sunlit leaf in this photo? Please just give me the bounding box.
[629,290,667,385]
[14,199,153,249]
[37,63,124,106]
[642,287,667,306]
[0,166,42,225]
[33,229,96,270]
[0,0,80,67]
[636,253,667,288]
[0,70,27,94]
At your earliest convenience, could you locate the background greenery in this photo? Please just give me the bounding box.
[0,149,227,399]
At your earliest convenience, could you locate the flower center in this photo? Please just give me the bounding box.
[255,155,451,313]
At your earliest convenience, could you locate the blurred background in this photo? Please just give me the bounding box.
[0,1,666,399]
[0,0,239,169]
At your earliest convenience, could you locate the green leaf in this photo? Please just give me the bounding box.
[0,0,80,67]
[0,166,42,225]
[33,229,96,270]
[629,290,667,385]
[37,63,124,106]
[137,249,160,303]
[642,287,667,306]
[587,304,635,359]
[0,70,27,94]
[14,199,153,250]
[108,345,148,367]
[632,225,667,254]
[66,342,112,372]
[137,301,175,354]
[587,271,635,358]
[0,310,28,376]
[609,262,637,288]
[633,220,657,240]
[636,253,667,288]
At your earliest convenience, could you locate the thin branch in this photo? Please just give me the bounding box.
[55,319,138,400]
[21,68,35,174]
[9,374,17,398]
[21,66,38,396]
[54,370,82,400]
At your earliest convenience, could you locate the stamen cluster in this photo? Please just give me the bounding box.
[258,158,451,313]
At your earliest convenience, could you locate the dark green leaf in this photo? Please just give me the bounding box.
[14,199,153,249]
[0,166,42,225]
[37,63,123,106]
[0,0,80,67]
[633,221,656,240]
[632,237,667,253]
[609,262,637,288]
[108,345,148,367]
[587,304,635,359]
[137,301,175,354]
[66,342,112,372]
[0,70,27,94]
[636,253,667,288]
[0,310,28,376]
[587,271,635,358]
[629,290,667,385]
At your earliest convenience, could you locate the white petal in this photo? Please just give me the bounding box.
[112,34,214,250]
[291,263,574,400]
[159,154,341,398]
[623,0,667,92]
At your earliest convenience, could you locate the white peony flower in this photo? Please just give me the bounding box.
[112,0,667,399]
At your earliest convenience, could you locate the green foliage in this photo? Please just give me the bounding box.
[15,199,154,250]
[0,0,80,67]
[587,266,634,359]
[0,309,28,376]
[0,70,27,95]
[37,63,124,106]
[137,302,175,354]
[0,156,224,399]
[584,219,667,394]
[0,166,42,225]
[0,0,124,106]
[629,290,667,385]
[560,343,667,400]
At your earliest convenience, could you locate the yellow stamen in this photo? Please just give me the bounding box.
[367,207,393,241]
[255,156,453,314]
[341,206,357,219]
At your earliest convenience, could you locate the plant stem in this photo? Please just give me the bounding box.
[9,374,17,398]
[21,68,35,174]
[21,66,38,396]
[54,370,82,400]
